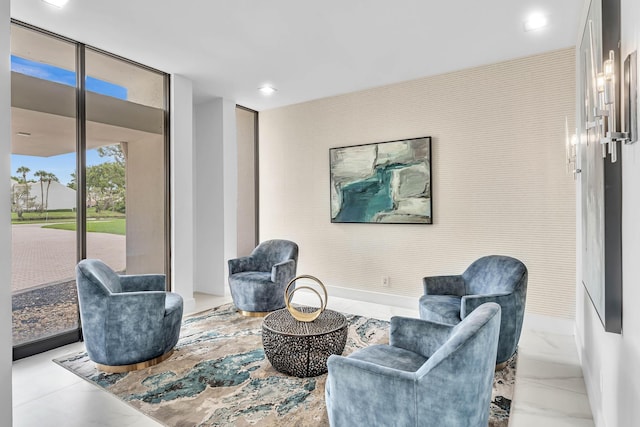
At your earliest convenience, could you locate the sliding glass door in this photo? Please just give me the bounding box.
[11,24,80,354]
[10,21,170,359]
[84,48,168,275]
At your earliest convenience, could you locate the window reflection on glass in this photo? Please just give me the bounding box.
[10,24,170,351]
[85,48,167,276]
[10,24,79,346]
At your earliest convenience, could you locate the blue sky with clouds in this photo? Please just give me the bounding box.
[11,55,127,185]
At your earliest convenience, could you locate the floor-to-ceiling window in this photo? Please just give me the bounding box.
[10,23,79,353]
[10,21,170,359]
[84,48,168,274]
[236,106,258,256]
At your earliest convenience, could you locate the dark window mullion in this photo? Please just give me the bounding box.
[163,74,171,291]
[76,43,87,262]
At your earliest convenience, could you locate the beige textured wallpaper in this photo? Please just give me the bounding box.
[259,48,576,319]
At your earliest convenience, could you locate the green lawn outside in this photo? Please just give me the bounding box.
[42,218,126,235]
[11,208,124,224]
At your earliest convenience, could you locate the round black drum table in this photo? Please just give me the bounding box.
[262,308,348,377]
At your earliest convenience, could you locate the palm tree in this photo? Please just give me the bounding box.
[15,166,31,215]
[34,170,47,212]
[16,166,30,184]
[44,172,58,212]
[67,172,77,190]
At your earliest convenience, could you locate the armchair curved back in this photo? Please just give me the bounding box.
[418,303,501,374]
[250,239,298,272]
[77,258,123,294]
[76,259,125,339]
[326,303,501,427]
[415,303,501,425]
[76,259,182,368]
[462,255,527,295]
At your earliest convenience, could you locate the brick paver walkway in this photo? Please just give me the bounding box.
[11,223,126,292]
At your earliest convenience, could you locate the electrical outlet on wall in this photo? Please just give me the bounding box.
[382,276,390,287]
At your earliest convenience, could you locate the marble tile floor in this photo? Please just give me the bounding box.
[12,293,594,426]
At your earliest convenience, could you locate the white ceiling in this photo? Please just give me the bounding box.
[11,0,585,111]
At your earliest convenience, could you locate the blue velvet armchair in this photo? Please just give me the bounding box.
[326,303,501,427]
[419,255,527,364]
[228,239,299,315]
[76,259,183,372]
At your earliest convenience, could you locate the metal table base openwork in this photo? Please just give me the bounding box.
[262,307,348,377]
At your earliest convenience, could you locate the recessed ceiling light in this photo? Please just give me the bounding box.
[259,85,277,96]
[42,0,69,8]
[524,13,548,32]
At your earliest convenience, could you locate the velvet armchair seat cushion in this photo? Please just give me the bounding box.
[419,255,527,364]
[228,239,298,313]
[326,303,501,427]
[76,259,183,368]
[346,344,428,372]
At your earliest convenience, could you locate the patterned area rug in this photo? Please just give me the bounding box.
[54,304,516,426]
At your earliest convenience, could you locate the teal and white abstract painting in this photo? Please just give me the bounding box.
[330,137,432,224]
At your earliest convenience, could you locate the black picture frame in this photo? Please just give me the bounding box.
[329,136,432,224]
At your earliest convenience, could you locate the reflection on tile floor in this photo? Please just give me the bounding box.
[12,293,594,426]
[510,330,595,426]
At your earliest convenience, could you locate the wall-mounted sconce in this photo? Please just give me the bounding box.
[592,48,637,163]
[593,50,623,162]
[565,117,580,179]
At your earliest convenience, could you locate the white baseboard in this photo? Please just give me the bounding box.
[522,312,575,335]
[577,340,606,427]
[298,285,576,336]
[325,285,417,310]
[182,296,197,314]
